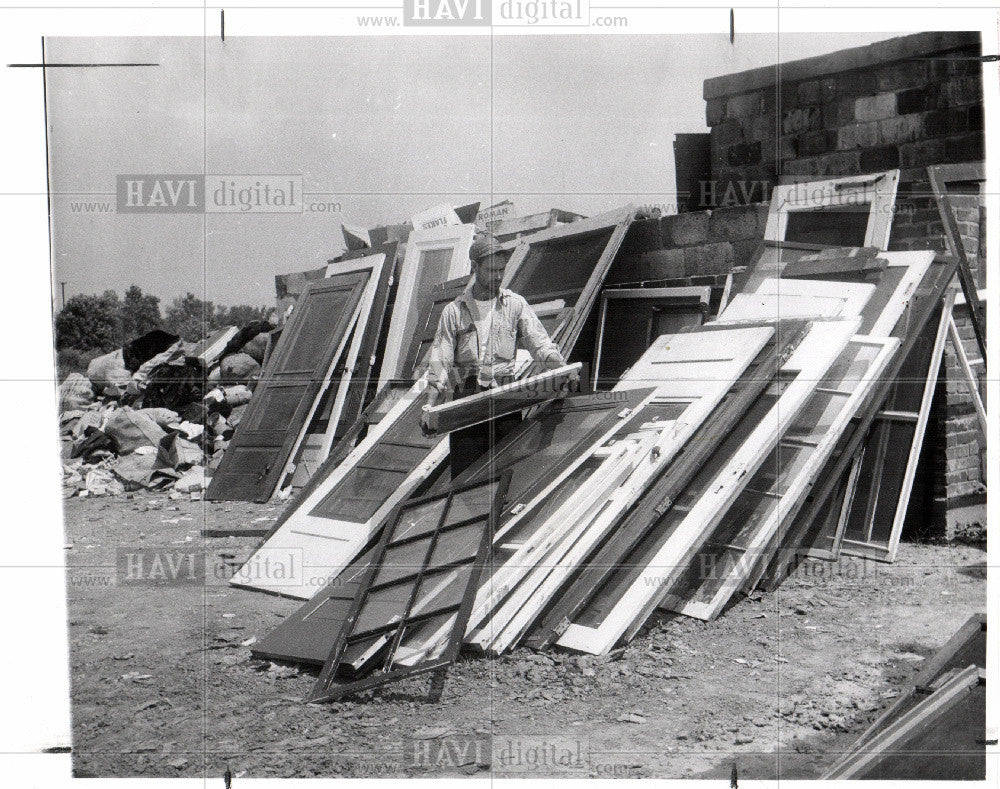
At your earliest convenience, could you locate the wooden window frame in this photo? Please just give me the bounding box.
[526,320,811,651]
[230,378,449,598]
[501,205,634,373]
[838,289,954,562]
[307,474,511,703]
[765,170,900,250]
[279,248,396,488]
[756,252,956,590]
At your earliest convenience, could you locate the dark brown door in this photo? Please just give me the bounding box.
[206,273,370,502]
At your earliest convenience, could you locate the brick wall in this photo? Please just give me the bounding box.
[702,31,984,281]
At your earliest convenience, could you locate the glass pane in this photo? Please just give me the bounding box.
[784,208,869,247]
[283,288,354,370]
[429,519,486,566]
[374,536,433,586]
[391,611,458,667]
[394,498,448,541]
[353,582,418,635]
[508,227,615,301]
[445,481,497,525]
[412,564,474,615]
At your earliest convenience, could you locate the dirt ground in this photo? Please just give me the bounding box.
[64,490,986,779]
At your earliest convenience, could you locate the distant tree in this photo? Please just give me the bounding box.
[120,285,163,340]
[164,292,219,342]
[216,303,271,327]
[55,291,122,352]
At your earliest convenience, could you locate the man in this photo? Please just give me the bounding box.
[420,233,573,476]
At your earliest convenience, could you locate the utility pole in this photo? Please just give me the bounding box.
[60,281,66,308]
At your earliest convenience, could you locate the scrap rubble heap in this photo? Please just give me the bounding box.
[64,166,986,724]
[58,321,277,500]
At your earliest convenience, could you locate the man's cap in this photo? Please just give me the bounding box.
[469,234,503,261]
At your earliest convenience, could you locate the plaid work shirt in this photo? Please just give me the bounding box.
[426,285,564,393]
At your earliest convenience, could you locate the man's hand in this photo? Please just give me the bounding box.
[420,405,438,436]
[556,366,581,397]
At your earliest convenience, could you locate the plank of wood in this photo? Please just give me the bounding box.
[555,319,859,655]
[855,613,985,748]
[821,665,984,779]
[425,363,581,434]
[205,274,371,503]
[927,162,986,363]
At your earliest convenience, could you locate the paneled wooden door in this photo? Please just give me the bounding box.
[206,273,370,502]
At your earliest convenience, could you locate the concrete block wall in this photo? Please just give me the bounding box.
[607,203,769,287]
[702,31,984,284]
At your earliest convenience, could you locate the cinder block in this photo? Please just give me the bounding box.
[712,119,746,148]
[938,76,983,108]
[706,97,727,127]
[878,114,924,146]
[798,129,838,157]
[683,242,735,277]
[837,121,880,150]
[837,71,878,98]
[727,91,764,119]
[967,104,984,130]
[782,107,822,135]
[606,252,641,284]
[797,80,820,105]
[859,144,900,171]
[748,113,777,142]
[854,92,898,122]
[662,211,710,247]
[708,205,760,242]
[896,86,937,115]
[640,248,686,281]
[731,238,761,266]
[899,138,947,168]
[819,77,838,104]
[618,218,663,257]
[877,60,929,93]
[945,131,984,163]
[728,141,762,167]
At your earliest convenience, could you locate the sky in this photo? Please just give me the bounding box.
[47,32,901,308]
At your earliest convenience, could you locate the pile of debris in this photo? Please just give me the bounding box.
[125,168,983,702]
[58,321,274,499]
